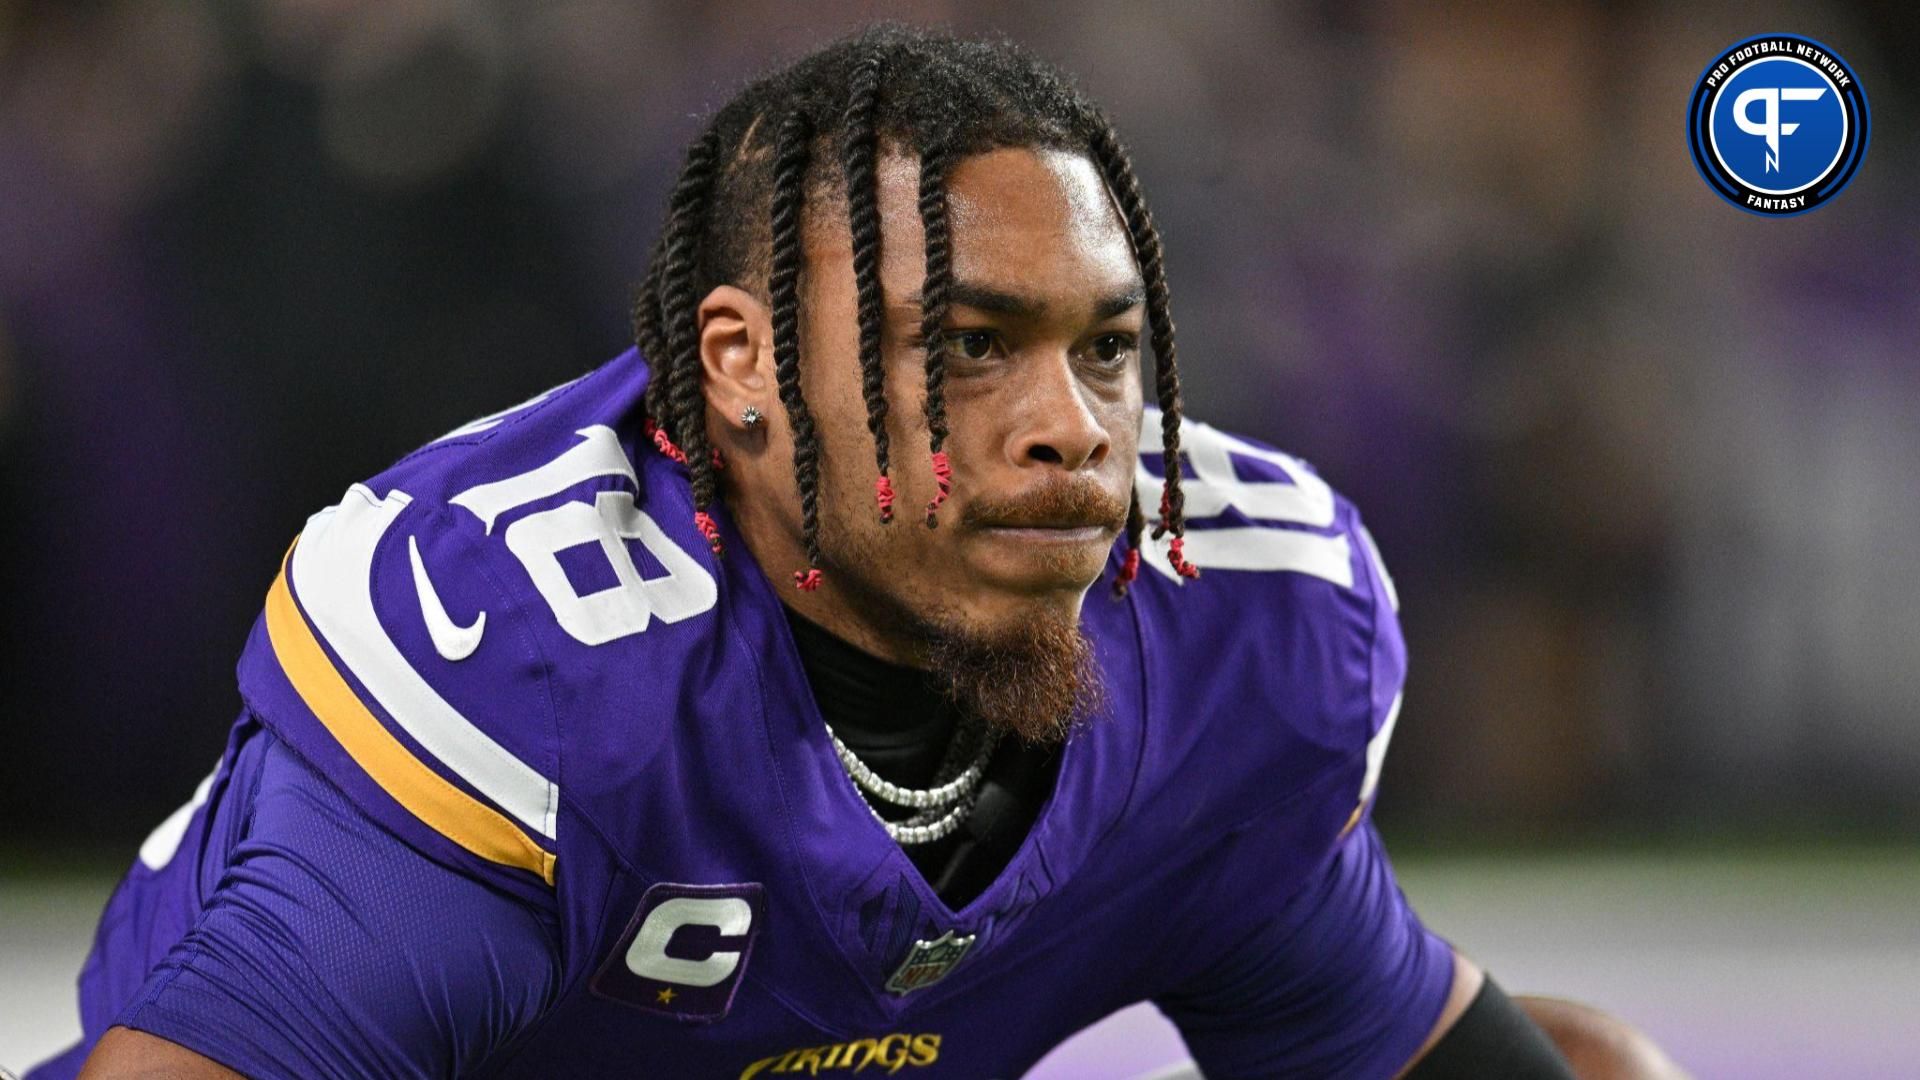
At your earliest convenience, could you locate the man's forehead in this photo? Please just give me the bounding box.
[934,147,1121,240]
[873,146,1143,315]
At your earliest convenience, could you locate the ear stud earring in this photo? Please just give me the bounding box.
[740,405,764,427]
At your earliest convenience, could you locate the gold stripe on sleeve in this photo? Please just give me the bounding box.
[264,544,557,885]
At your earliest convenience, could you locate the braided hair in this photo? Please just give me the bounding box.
[630,24,1199,595]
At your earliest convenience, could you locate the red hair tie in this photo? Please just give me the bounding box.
[1112,547,1142,598]
[692,511,723,556]
[644,419,722,471]
[924,451,953,526]
[1167,536,1200,579]
[645,419,688,465]
[793,568,824,591]
[874,474,895,523]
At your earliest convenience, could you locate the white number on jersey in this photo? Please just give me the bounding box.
[1133,412,1354,588]
[450,425,716,645]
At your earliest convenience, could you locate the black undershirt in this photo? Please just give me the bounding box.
[783,608,1060,908]
[1405,976,1576,1078]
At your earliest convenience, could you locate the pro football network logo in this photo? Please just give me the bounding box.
[1687,34,1869,216]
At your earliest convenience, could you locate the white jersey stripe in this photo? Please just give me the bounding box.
[291,484,560,839]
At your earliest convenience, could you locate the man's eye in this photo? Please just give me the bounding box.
[941,330,999,361]
[1089,333,1137,365]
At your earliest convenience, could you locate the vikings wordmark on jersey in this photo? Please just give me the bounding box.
[42,349,1452,1079]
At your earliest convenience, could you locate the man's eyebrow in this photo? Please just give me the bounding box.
[895,281,1147,323]
[1092,285,1147,321]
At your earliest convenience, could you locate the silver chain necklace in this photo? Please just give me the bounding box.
[825,720,1000,846]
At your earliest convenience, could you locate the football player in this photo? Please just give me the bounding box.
[45,25,1683,1080]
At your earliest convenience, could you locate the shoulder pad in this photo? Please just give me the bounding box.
[1129,411,1404,831]
[235,351,722,892]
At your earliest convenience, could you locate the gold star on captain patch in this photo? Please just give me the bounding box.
[655,987,677,1005]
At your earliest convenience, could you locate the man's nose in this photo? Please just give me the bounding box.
[1006,354,1111,472]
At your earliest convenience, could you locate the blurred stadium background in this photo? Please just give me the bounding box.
[2,1,1915,1076]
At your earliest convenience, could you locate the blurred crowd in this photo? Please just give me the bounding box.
[3,0,1916,851]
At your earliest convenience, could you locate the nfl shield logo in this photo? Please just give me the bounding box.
[885,929,976,995]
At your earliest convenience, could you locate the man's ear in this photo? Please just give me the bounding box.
[699,284,774,427]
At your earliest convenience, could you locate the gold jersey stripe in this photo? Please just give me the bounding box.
[265,544,557,885]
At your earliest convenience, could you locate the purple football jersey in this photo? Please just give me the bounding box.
[41,349,1449,1079]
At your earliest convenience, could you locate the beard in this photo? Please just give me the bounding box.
[810,521,1112,746]
[918,603,1106,746]
[805,469,1125,745]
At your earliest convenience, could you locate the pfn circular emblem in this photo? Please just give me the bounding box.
[1687,34,1869,216]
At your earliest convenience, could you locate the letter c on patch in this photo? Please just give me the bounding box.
[626,896,753,986]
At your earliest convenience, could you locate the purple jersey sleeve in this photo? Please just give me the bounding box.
[111,730,561,1079]
[1155,821,1455,1080]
